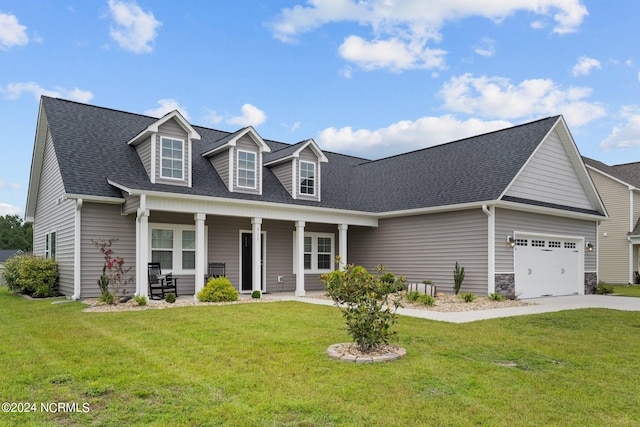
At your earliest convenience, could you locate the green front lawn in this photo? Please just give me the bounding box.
[611,284,640,297]
[1,287,639,426]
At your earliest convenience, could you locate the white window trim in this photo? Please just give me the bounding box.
[160,136,185,181]
[45,230,57,259]
[149,223,207,275]
[292,231,335,274]
[236,149,257,189]
[299,160,316,196]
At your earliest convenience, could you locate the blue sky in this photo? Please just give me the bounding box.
[2,0,640,217]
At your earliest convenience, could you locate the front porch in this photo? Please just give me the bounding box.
[133,210,354,300]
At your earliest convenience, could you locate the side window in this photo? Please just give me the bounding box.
[160,137,184,179]
[299,161,315,195]
[237,150,256,188]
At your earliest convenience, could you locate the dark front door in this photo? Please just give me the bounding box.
[241,233,253,292]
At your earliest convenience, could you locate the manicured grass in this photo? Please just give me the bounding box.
[1,287,639,426]
[611,284,640,298]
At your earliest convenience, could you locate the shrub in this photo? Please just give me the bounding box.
[133,295,147,306]
[417,294,435,306]
[321,264,402,352]
[197,277,238,302]
[3,254,58,297]
[93,238,132,305]
[460,292,476,303]
[98,292,115,305]
[595,282,614,295]
[488,292,505,301]
[453,262,465,295]
[406,290,420,302]
[379,271,406,293]
[165,293,176,303]
[251,290,261,299]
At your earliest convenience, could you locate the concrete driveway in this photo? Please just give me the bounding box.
[282,293,640,324]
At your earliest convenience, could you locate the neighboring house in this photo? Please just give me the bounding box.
[0,249,22,286]
[583,157,640,284]
[25,97,607,300]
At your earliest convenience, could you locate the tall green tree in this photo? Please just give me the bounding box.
[0,215,32,252]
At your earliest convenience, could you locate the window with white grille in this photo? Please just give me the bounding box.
[515,239,528,246]
[531,240,545,247]
[549,241,561,248]
[564,242,576,249]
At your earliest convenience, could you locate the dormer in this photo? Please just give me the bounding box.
[127,110,201,187]
[264,139,328,202]
[201,126,271,195]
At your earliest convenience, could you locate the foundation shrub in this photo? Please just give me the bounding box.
[198,277,238,302]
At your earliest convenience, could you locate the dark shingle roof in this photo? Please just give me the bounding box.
[0,249,21,263]
[41,97,566,213]
[583,157,640,189]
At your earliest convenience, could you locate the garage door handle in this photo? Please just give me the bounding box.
[561,268,565,274]
[527,268,532,275]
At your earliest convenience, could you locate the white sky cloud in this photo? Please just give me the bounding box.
[0,12,29,49]
[144,99,190,120]
[0,203,23,216]
[572,56,601,76]
[439,73,606,127]
[107,0,161,54]
[474,37,496,57]
[2,82,93,103]
[317,115,512,156]
[226,104,267,127]
[0,179,21,190]
[600,106,640,150]
[271,0,588,72]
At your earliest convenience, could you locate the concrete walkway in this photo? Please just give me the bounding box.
[270,292,640,324]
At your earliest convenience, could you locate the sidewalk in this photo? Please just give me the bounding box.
[271,292,640,324]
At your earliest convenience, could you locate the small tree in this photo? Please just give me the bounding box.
[93,238,131,304]
[453,262,465,295]
[321,263,404,353]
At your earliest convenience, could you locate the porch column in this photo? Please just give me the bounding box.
[136,206,150,298]
[194,213,206,299]
[338,224,348,270]
[252,217,262,292]
[295,221,306,296]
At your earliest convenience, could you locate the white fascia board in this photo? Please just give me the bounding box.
[106,179,377,227]
[585,164,638,190]
[378,201,497,218]
[495,199,608,221]
[64,193,126,204]
[202,142,231,158]
[25,101,48,221]
[264,139,328,167]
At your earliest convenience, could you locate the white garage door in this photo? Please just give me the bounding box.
[514,235,581,299]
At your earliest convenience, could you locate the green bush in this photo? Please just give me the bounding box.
[460,292,476,303]
[379,271,406,292]
[133,295,147,306]
[98,292,115,304]
[321,264,402,352]
[453,262,465,295]
[251,290,261,299]
[165,293,176,303]
[3,254,58,297]
[197,277,238,302]
[417,294,435,306]
[595,282,614,295]
[406,290,420,302]
[488,292,505,301]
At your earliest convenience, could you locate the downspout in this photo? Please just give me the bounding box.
[71,198,83,300]
[482,204,496,294]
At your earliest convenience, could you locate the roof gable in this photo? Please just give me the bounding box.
[127,110,201,146]
[264,139,328,166]
[201,126,271,157]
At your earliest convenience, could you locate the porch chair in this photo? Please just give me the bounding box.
[205,262,226,283]
[148,262,178,300]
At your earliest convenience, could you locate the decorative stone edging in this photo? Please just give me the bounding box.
[327,343,407,364]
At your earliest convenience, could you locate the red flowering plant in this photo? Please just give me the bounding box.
[92,238,132,304]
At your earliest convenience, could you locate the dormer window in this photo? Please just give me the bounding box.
[161,137,184,180]
[237,150,257,189]
[300,161,315,195]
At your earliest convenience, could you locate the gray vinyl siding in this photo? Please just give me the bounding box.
[270,161,293,197]
[495,208,597,273]
[209,150,230,190]
[80,203,136,298]
[587,169,630,283]
[233,136,261,195]
[349,209,488,295]
[505,129,593,211]
[297,147,320,202]
[135,136,152,178]
[156,119,189,187]
[33,129,76,296]
[122,193,140,215]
